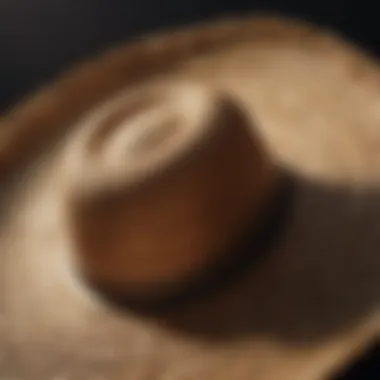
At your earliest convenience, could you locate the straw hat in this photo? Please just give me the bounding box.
[0,15,379,380]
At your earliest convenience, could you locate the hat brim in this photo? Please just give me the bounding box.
[0,15,379,380]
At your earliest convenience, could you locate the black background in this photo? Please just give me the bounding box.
[0,1,379,378]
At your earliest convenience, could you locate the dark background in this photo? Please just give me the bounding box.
[0,1,379,378]
[0,0,379,112]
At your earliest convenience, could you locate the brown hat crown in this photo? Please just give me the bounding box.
[58,81,277,297]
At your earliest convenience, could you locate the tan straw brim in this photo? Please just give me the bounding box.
[0,15,379,380]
